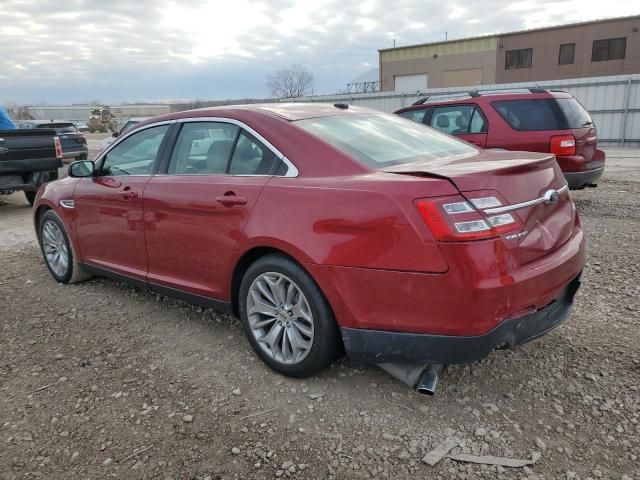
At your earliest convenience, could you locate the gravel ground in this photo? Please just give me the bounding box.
[0,148,638,480]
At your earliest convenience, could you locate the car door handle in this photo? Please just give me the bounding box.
[216,194,247,206]
[121,187,138,200]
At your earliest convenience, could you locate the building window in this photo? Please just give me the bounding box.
[558,43,575,65]
[591,38,626,61]
[505,48,533,69]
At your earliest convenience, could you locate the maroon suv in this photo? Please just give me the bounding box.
[395,89,605,189]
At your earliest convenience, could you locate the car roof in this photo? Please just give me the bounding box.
[397,90,574,112]
[141,103,380,125]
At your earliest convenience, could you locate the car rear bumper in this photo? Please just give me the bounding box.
[341,273,581,365]
[564,167,604,189]
[61,149,88,159]
[557,148,605,188]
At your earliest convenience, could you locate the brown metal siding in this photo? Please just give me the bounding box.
[380,50,497,91]
[495,18,640,83]
[378,16,640,91]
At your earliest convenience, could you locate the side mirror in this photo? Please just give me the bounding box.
[112,131,119,138]
[68,160,95,178]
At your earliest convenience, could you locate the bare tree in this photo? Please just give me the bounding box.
[267,64,314,98]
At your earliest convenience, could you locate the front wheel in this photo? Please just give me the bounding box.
[238,254,341,378]
[38,210,92,284]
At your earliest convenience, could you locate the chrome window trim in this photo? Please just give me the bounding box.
[174,117,299,178]
[483,185,569,215]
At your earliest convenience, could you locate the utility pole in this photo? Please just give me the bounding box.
[445,32,448,41]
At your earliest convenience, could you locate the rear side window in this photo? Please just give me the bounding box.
[492,99,561,131]
[296,113,477,168]
[168,122,239,174]
[228,131,279,175]
[397,109,427,123]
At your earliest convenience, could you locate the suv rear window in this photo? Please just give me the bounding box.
[555,98,592,128]
[36,123,78,133]
[492,98,592,131]
[296,113,477,168]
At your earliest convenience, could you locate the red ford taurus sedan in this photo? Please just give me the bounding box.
[34,103,585,394]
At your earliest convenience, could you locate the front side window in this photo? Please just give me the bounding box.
[168,122,239,174]
[558,43,575,65]
[592,37,626,61]
[429,105,483,134]
[397,109,427,123]
[228,131,279,175]
[296,113,477,168]
[505,48,533,69]
[100,124,168,176]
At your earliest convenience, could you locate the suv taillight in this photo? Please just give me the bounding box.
[415,194,521,241]
[53,136,63,159]
[550,135,576,156]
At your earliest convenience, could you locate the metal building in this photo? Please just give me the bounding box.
[379,15,640,92]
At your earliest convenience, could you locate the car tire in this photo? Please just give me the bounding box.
[24,191,36,206]
[38,210,92,284]
[238,254,341,378]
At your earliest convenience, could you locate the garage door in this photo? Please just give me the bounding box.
[443,68,483,88]
[394,74,428,93]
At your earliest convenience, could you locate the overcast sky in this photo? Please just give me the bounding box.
[0,0,638,104]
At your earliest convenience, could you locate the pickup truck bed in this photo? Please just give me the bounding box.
[0,129,62,205]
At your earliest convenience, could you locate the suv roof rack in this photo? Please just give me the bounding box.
[411,87,551,105]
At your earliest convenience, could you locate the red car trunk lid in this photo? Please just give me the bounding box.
[386,150,575,264]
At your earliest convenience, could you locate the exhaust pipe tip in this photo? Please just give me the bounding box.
[415,366,439,396]
[376,363,443,395]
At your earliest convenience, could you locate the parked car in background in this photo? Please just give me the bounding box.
[395,89,605,189]
[75,122,90,133]
[18,120,88,161]
[101,117,150,150]
[0,127,62,205]
[33,104,584,393]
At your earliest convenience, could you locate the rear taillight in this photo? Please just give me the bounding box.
[550,135,576,156]
[53,136,63,159]
[415,194,521,241]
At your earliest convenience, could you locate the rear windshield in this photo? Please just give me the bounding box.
[36,123,77,133]
[295,113,477,168]
[555,98,592,128]
[492,98,592,131]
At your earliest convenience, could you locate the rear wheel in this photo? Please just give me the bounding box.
[24,191,36,206]
[238,254,341,377]
[38,210,92,284]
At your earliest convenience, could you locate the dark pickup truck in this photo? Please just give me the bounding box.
[0,129,62,205]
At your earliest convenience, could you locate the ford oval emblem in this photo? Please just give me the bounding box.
[543,189,560,205]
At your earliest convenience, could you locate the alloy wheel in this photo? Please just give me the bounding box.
[42,220,69,278]
[247,272,314,365]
